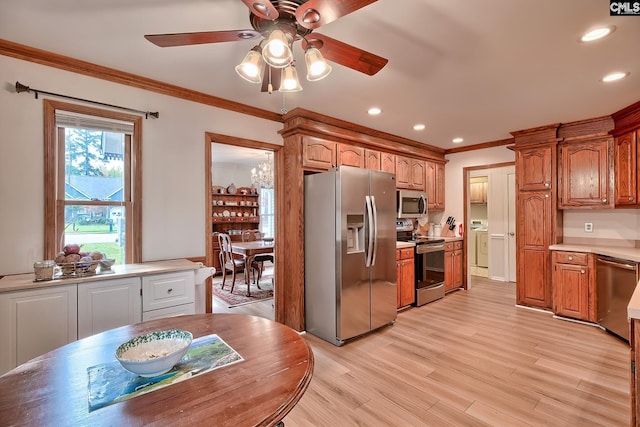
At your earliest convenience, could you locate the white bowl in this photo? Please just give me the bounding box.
[115,329,193,377]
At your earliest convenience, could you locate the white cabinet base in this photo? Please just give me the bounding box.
[143,303,196,321]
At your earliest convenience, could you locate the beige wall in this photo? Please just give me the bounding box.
[0,55,282,275]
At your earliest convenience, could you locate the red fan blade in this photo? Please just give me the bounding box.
[302,33,388,76]
[296,0,377,29]
[240,0,279,20]
[261,66,282,93]
[145,30,260,47]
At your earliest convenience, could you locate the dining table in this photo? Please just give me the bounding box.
[0,313,314,427]
[232,239,275,296]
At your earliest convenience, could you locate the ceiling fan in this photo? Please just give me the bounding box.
[144,0,388,92]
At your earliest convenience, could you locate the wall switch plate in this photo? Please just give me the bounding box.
[584,222,593,232]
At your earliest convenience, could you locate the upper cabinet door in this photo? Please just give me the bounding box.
[337,144,365,168]
[411,159,425,191]
[517,145,553,191]
[614,130,638,206]
[381,153,395,174]
[303,137,336,170]
[396,156,425,190]
[364,149,381,170]
[558,138,612,208]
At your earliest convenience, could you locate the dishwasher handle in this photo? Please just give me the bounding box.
[597,257,638,271]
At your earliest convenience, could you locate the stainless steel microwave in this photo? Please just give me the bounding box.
[397,190,428,218]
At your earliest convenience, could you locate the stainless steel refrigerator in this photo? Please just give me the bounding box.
[304,166,397,346]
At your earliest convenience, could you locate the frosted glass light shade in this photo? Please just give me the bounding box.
[279,64,303,92]
[305,47,332,81]
[262,29,293,68]
[235,48,264,83]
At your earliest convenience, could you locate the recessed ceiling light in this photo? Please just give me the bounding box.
[452,137,463,143]
[601,72,629,82]
[580,25,616,42]
[413,124,426,131]
[367,107,382,115]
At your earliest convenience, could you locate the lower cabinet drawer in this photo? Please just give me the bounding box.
[142,271,195,312]
[142,303,195,321]
[553,251,588,265]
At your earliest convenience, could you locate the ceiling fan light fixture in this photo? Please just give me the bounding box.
[279,63,303,92]
[304,47,332,81]
[263,29,293,68]
[235,46,264,83]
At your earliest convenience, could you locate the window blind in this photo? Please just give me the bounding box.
[55,110,134,134]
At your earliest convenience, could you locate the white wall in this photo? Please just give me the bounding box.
[212,163,254,188]
[438,146,515,229]
[0,55,282,274]
[563,209,640,245]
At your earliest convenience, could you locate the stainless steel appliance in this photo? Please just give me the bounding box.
[304,166,397,346]
[397,189,428,218]
[596,255,639,341]
[396,222,445,306]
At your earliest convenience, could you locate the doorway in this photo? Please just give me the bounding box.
[463,162,516,285]
[204,133,281,319]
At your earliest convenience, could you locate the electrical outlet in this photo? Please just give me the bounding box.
[584,222,593,233]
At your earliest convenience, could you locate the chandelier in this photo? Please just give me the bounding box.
[251,152,274,189]
[235,26,332,93]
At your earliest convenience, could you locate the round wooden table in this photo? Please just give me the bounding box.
[0,314,314,426]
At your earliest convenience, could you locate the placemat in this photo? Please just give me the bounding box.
[87,333,243,412]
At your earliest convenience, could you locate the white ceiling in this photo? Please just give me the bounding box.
[1,0,639,152]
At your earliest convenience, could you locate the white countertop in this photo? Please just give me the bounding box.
[548,244,640,321]
[0,259,202,293]
[396,241,416,249]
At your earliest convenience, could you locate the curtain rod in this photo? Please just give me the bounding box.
[14,81,159,119]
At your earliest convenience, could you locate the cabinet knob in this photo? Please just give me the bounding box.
[602,198,607,203]
[167,288,173,293]
[580,270,585,274]
[568,256,573,260]
[630,197,634,201]
[509,232,515,236]
[544,182,549,187]
[545,194,549,198]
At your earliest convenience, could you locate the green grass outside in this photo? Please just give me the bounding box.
[68,224,115,233]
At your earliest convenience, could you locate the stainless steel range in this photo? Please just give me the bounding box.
[396,220,446,306]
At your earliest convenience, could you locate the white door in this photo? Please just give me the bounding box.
[507,172,517,282]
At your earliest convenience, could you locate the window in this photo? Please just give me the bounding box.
[259,188,274,239]
[44,100,142,264]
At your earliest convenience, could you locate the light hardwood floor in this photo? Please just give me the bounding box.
[217,277,631,426]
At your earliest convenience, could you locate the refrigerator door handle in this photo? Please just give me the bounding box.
[371,195,378,266]
[365,195,374,267]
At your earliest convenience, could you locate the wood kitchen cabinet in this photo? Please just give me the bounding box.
[426,161,445,210]
[396,247,415,309]
[302,137,336,170]
[444,241,463,292]
[614,130,639,206]
[381,152,396,174]
[470,181,487,204]
[396,156,425,191]
[517,190,553,308]
[338,144,365,168]
[517,145,554,191]
[77,277,142,339]
[551,251,595,322]
[0,284,77,375]
[513,130,561,311]
[558,137,613,208]
[364,149,381,170]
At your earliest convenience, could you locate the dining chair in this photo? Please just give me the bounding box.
[241,230,274,286]
[218,233,250,292]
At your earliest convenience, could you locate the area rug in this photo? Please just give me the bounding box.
[212,275,274,307]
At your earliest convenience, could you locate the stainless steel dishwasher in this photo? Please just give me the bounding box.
[596,255,639,341]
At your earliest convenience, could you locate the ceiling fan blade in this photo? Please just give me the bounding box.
[145,30,260,47]
[296,0,377,29]
[240,0,279,20]
[302,33,388,76]
[261,66,282,93]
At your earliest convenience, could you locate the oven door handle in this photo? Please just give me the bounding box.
[416,244,445,254]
